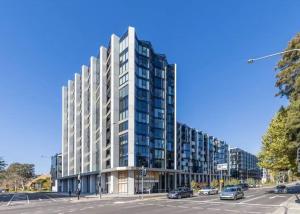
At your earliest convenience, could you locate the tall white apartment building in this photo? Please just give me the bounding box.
[61,27,177,194]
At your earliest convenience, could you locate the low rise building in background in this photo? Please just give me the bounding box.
[50,153,62,192]
[229,148,261,181]
[177,123,229,186]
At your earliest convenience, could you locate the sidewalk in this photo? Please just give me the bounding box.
[55,192,166,201]
[273,194,300,214]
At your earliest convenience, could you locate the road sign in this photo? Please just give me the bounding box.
[217,163,228,171]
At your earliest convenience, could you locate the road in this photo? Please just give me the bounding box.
[0,185,299,214]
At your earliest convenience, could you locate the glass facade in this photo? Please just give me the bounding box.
[177,122,230,182]
[119,35,129,167]
[230,148,261,180]
[134,39,175,169]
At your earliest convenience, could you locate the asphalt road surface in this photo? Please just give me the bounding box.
[0,185,299,214]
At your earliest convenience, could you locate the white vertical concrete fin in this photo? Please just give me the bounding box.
[99,46,107,172]
[62,86,68,177]
[90,56,97,172]
[127,26,136,167]
[74,73,82,175]
[81,65,89,173]
[110,34,120,168]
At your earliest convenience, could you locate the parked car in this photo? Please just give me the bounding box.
[274,185,288,194]
[237,183,249,191]
[167,187,193,199]
[199,186,218,195]
[219,186,244,200]
[249,184,255,188]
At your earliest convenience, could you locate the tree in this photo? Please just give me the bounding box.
[224,178,240,186]
[276,33,300,99]
[0,157,6,171]
[6,163,35,191]
[210,180,219,188]
[258,108,297,173]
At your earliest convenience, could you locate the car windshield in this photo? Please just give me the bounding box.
[223,188,236,192]
[276,185,286,189]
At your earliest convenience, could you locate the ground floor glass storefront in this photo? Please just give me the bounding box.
[59,170,229,194]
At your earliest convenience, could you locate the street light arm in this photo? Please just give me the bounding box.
[248,49,300,63]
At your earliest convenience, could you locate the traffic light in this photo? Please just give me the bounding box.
[140,167,147,177]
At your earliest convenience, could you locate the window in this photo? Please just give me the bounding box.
[154,108,164,119]
[136,89,149,101]
[154,150,164,159]
[119,85,128,98]
[136,67,149,79]
[120,51,128,64]
[136,145,149,157]
[136,122,149,135]
[119,62,128,75]
[136,135,149,146]
[136,112,149,123]
[136,78,149,90]
[137,56,149,68]
[119,110,128,121]
[119,97,128,112]
[119,73,128,86]
[120,37,128,53]
[153,129,163,138]
[154,88,164,98]
[154,77,164,89]
[136,99,148,112]
[154,98,164,108]
[119,133,128,146]
[155,68,165,78]
[118,171,128,193]
[138,45,149,57]
[119,121,128,132]
[153,139,164,149]
[154,119,164,129]
[119,134,128,167]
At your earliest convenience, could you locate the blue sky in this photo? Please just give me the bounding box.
[0,0,299,174]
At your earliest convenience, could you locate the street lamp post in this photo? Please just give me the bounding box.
[247,49,300,64]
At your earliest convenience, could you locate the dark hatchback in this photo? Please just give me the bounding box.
[274,185,288,194]
[237,183,249,191]
[167,187,193,199]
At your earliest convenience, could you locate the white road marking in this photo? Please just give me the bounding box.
[191,206,204,209]
[7,194,15,206]
[26,194,29,204]
[207,208,221,211]
[239,195,266,203]
[246,212,263,214]
[177,205,188,208]
[269,195,286,199]
[224,209,240,213]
